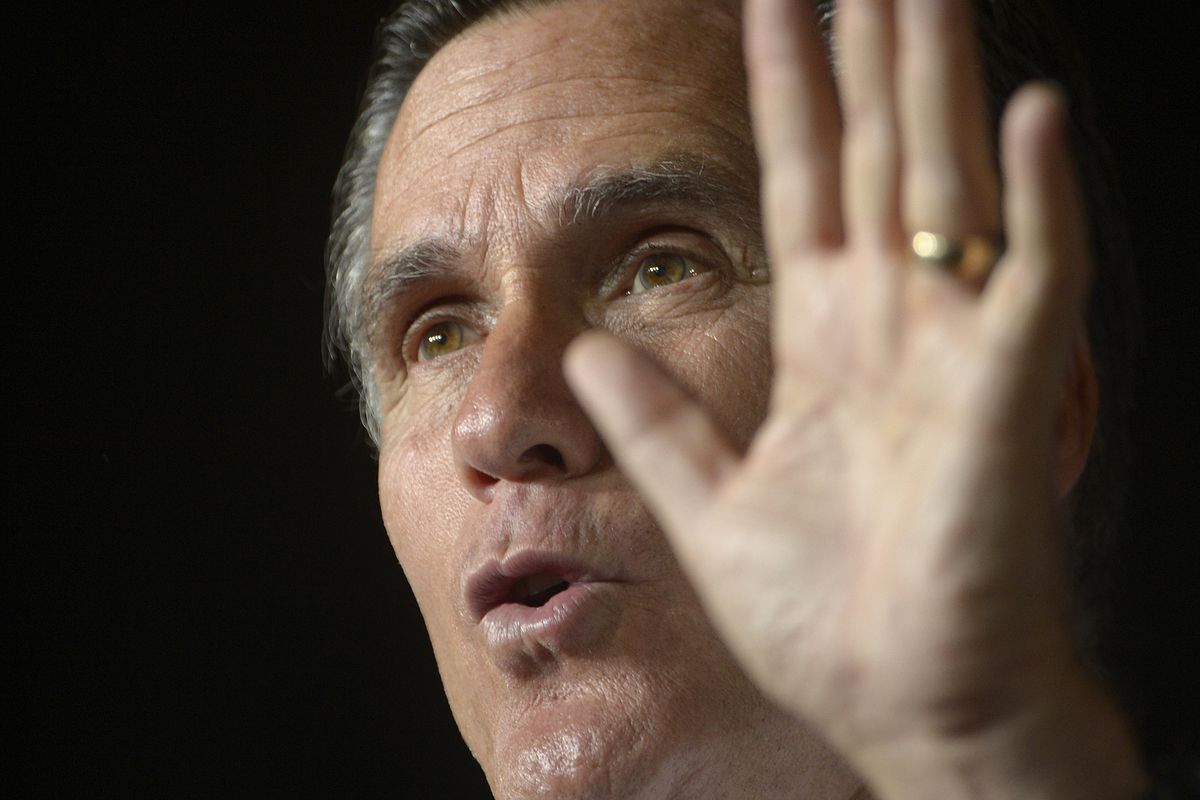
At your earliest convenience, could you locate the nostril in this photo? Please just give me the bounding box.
[518,444,565,470]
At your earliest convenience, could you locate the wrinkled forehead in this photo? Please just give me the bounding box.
[392,0,746,130]
[370,0,752,252]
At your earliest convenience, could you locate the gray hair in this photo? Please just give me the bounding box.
[325,0,1136,652]
[324,0,539,444]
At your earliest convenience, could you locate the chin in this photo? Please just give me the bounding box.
[487,710,706,800]
[476,651,761,800]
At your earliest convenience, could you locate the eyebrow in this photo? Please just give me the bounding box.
[560,155,758,227]
[362,155,759,346]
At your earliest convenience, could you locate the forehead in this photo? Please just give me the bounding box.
[370,0,752,262]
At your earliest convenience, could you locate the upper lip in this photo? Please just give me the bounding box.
[464,550,608,623]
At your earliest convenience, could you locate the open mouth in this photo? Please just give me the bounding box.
[508,574,570,607]
[465,553,609,624]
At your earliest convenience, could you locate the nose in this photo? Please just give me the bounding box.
[451,304,606,500]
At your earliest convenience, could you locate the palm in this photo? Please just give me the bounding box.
[567,0,1092,759]
[699,245,1071,746]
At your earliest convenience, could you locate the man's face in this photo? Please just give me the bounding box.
[367,0,844,796]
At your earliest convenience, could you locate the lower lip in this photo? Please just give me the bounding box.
[481,581,618,655]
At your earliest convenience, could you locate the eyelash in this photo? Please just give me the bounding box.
[617,242,713,296]
[403,309,479,365]
[400,239,721,364]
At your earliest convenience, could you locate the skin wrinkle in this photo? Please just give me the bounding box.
[373,254,726,404]
[364,161,761,373]
[514,149,531,229]
[364,240,458,353]
[390,6,748,169]
[561,159,758,227]
[472,0,743,76]
[384,120,753,231]
[432,106,751,165]
[395,73,648,160]
[408,73,726,149]
[376,162,754,268]
[451,22,567,80]
[370,1,865,797]
[336,0,1132,782]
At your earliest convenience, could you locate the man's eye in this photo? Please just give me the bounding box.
[630,253,699,294]
[417,320,467,361]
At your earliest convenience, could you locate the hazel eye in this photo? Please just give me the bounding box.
[417,320,467,361]
[630,253,697,295]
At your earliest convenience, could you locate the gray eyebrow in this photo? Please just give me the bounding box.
[361,156,759,346]
[363,239,460,348]
[559,156,759,228]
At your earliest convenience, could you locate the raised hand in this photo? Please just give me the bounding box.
[564,0,1145,796]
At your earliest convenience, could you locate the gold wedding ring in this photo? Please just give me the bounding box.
[910,231,1003,285]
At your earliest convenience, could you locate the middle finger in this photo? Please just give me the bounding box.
[897,0,1000,238]
[838,0,903,249]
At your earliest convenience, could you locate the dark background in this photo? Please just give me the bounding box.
[8,1,1197,796]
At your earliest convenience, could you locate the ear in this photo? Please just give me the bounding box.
[1054,326,1099,499]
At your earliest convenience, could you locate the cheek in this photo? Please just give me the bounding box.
[377,425,465,605]
[673,290,773,449]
